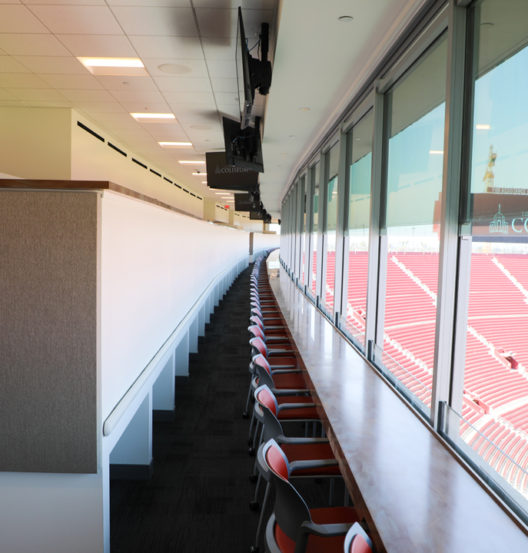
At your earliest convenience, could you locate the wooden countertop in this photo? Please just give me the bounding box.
[269,266,528,553]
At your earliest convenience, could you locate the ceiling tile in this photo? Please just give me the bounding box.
[193,1,276,8]
[0,34,71,56]
[210,77,237,93]
[164,90,214,105]
[213,91,238,105]
[154,76,212,93]
[0,5,48,33]
[0,72,49,88]
[143,58,208,78]
[96,75,159,93]
[110,87,165,104]
[6,87,69,103]
[0,56,30,73]
[129,35,203,59]
[28,5,123,35]
[111,6,197,37]
[195,8,235,38]
[76,101,126,114]
[41,73,103,90]
[216,102,239,119]
[15,55,88,75]
[23,0,105,4]
[117,99,171,113]
[145,124,189,141]
[57,34,136,57]
[202,41,235,61]
[60,88,115,103]
[106,0,190,6]
[206,59,237,79]
[0,88,19,100]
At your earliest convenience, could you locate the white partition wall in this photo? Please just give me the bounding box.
[0,181,249,553]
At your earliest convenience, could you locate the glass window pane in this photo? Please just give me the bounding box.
[341,110,373,351]
[299,176,307,286]
[310,162,320,297]
[322,143,340,314]
[376,33,447,412]
[451,0,528,511]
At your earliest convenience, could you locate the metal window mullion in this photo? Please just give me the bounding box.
[431,0,469,428]
[296,178,305,283]
[305,168,314,294]
[293,182,300,279]
[365,88,388,357]
[334,129,348,325]
[315,154,325,305]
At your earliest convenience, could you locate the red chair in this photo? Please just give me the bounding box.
[263,439,358,553]
[343,523,374,553]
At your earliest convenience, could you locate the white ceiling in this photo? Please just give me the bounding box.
[0,0,425,217]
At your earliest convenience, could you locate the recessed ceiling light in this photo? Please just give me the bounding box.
[131,112,175,121]
[476,123,491,130]
[158,141,192,148]
[158,63,192,75]
[338,15,354,22]
[202,181,207,184]
[179,160,206,165]
[298,106,311,112]
[78,57,147,76]
[192,172,206,176]
[429,150,444,155]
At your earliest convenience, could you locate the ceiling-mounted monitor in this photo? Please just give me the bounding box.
[236,7,272,130]
[223,116,264,173]
[206,151,259,191]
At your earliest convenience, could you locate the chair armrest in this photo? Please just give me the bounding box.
[277,402,316,411]
[300,520,353,538]
[276,436,329,445]
[289,459,338,472]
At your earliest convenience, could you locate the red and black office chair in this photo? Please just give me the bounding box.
[263,439,359,553]
[249,386,342,552]
[343,523,374,553]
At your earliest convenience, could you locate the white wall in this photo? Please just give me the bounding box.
[70,111,204,219]
[100,191,249,419]
[253,231,280,255]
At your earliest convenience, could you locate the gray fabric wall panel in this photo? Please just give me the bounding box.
[0,191,98,473]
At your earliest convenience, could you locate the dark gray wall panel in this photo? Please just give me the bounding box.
[0,191,98,473]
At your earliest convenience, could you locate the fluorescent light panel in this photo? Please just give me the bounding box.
[429,150,444,155]
[476,123,491,130]
[131,113,175,121]
[179,160,206,165]
[192,172,206,176]
[159,141,192,148]
[78,57,147,76]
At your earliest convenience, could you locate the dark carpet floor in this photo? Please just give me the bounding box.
[109,264,340,552]
[110,266,260,553]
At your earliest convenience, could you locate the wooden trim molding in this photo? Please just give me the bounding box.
[0,179,202,220]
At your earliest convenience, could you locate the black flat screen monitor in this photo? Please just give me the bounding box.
[223,116,264,173]
[234,193,252,211]
[206,151,259,191]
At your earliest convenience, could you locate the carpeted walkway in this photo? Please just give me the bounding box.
[110,266,258,553]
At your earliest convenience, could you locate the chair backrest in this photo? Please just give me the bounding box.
[251,306,264,319]
[344,523,374,553]
[263,439,312,543]
[248,325,265,340]
[251,354,274,388]
[255,385,284,440]
[250,336,268,357]
[255,384,279,415]
[250,315,264,329]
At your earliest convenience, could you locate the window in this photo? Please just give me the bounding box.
[309,162,320,298]
[321,143,340,314]
[341,110,373,351]
[374,33,448,411]
[444,0,528,516]
[299,176,307,286]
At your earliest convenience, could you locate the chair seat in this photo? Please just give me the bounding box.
[274,507,358,553]
[281,443,341,477]
[277,405,319,421]
[273,372,307,390]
